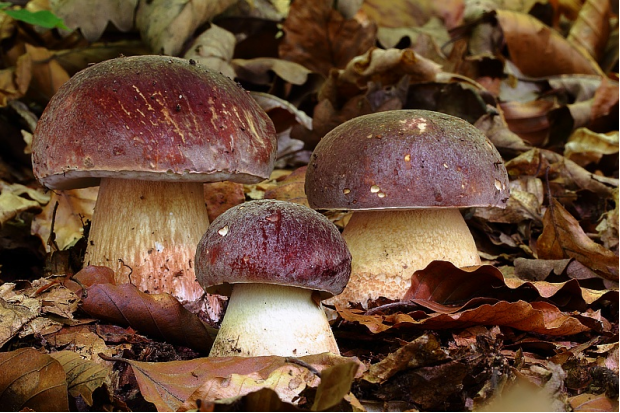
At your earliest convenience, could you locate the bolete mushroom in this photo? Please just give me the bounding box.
[195,199,351,357]
[305,110,509,307]
[32,55,277,304]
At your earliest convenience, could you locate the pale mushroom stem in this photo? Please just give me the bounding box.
[209,283,340,357]
[327,208,481,307]
[85,178,209,302]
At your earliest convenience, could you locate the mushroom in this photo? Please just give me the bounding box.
[305,110,509,307]
[32,55,277,304]
[195,199,351,357]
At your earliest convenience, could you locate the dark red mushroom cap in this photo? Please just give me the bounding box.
[32,55,277,190]
[305,110,510,210]
[195,199,352,299]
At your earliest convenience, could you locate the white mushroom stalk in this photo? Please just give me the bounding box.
[209,283,340,357]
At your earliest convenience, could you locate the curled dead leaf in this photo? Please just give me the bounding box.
[0,347,69,411]
[78,280,214,353]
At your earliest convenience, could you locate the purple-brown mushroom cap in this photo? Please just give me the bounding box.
[305,110,510,210]
[195,199,352,299]
[32,55,277,190]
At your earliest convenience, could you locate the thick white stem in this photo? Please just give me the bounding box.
[209,283,340,357]
[84,178,209,302]
[327,209,481,307]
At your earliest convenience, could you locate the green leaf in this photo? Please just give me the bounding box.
[2,8,69,30]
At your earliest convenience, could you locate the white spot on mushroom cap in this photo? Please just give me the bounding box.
[370,185,380,193]
[494,179,502,191]
[218,225,229,236]
[343,188,351,194]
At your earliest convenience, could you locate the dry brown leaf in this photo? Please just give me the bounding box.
[591,76,619,121]
[279,0,377,77]
[77,279,214,353]
[538,198,619,281]
[596,188,618,253]
[569,393,619,412]
[204,181,245,222]
[362,334,447,384]
[498,99,556,146]
[31,187,97,251]
[51,0,138,41]
[264,166,308,206]
[361,0,434,27]
[0,52,32,106]
[564,128,619,167]
[232,58,313,86]
[0,181,49,225]
[311,361,360,411]
[0,284,41,347]
[0,347,69,412]
[338,299,591,336]
[108,353,361,411]
[135,0,237,56]
[24,43,70,101]
[495,9,603,77]
[184,23,236,79]
[49,350,111,406]
[44,326,114,363]
[567,0,611,62]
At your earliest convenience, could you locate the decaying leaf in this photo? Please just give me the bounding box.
[279,0,377,77]
[0,181,49,225]
[0,347,69,412]
[538,198,619,281]
[51,0,138,41]
[75,269,214,353]
[31,187,97,251]
[495,9,603,77]
[564,128,619,167]
[264,166,308,206]
[108,352,362,411]
[50,350,111,406]
[567,0,611,62]
[363,334,447,384]
[135,0,237,55]
[184,23,236,79]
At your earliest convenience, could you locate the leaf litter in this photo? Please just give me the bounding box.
[0,0,617,411]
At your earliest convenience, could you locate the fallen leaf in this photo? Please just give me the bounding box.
[495,9,603,77]
[184,23,236,79]
[0,285,41,347]
[31,187,97,251]
[567,0,611,62]
[203,181,245,222]
[51,0,138,42]
[0,180,49,225]
[279,0,377,77]
[78,281,214,353]
[135,0,237,56]
[564,128,619,167]
[0,347,69,411]
[107,352,361,411]
[362,334,447,384]
[0,52,31,106]
[233,57,313,86]
[264,166,308,206]
[24,43,70,102]
[596,188,618,253]
[569,393,619,412]
[338,299,591,336]
[311,361,359,411]
[538,198,619,281]
[49,350,111,406]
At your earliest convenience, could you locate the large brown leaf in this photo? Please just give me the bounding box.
[75,267,214,353]
[567,0,611,61]
[337,300,591,336]
[49,350,111,406]
[279,0,377,77]
[102,353,361,411]
[0,347,69,411]
[538,198,619,281]
[495,9,603,77]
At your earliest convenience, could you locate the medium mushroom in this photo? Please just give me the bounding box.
[305,110,509,307]
[195,199,351,357]
[32,55,277,304]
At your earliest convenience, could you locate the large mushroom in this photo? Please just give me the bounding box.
[305,110,509,307]
[195,199,351,357]
[32,55,277,304]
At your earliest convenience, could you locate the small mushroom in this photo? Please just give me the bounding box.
[305,110,509,307]
[32,55,277,304]
[195,199,351,357]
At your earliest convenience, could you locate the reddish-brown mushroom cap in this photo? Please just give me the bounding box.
[305,110,509,210]
[32,55,277,190]
[195,199,352,299]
